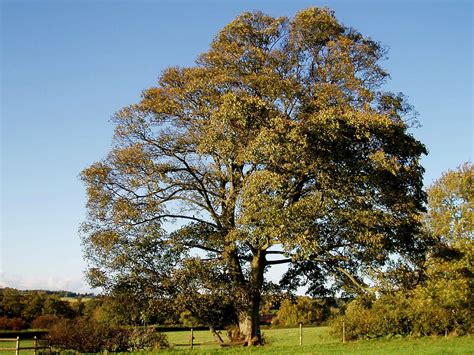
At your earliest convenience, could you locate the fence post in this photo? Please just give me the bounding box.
[191,327,194,349]
[15,336,20,355]
[299,322,302,346]
[342,321,346,344]
[34,336,37,355]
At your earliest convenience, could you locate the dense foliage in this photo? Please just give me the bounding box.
[81,7,428,345]
[48,318,168,352]
[272,296,333,326]
[0,288,83,330]
[331,163,473,339]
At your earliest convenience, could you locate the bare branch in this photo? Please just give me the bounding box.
[265,258,292,266]
[131,214,218,228]
[182,242,222,254]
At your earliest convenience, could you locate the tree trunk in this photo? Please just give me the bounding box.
[238,299,261,345]
[238,250,266,346]
[209,326,225,345]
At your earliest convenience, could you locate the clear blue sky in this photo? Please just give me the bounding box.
[1,0,472,293]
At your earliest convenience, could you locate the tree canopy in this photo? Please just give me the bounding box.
[81,7,427,345]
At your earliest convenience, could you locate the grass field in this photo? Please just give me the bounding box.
[0,327,472,354]
[0,338,48,355]
[60,296,93,303]
[163,327,473,354]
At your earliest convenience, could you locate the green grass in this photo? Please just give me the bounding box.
[161,327,473,354]
[0,339,37,354]
[60,296,93,303]
[0,327,471,354]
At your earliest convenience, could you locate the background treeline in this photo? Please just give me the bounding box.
[0,288,92,330]
[0,287,342,330]
[2,276,471,339]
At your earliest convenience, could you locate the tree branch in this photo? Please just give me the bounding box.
[335,266,370,294]
[266,258,292,266]
[182,242,222,254]
[266,251,287,255]
[131,214,218,228]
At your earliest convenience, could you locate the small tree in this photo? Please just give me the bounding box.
[421,162,473,334]
[81,7,428,345]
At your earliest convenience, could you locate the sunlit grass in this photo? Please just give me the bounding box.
[1,327,472,354]
[161,327,473,354]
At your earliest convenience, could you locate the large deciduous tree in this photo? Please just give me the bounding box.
[81,8,427,345]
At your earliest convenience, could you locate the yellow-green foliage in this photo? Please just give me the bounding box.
[332,164,473,339]
[272,297,327,326]
[80,7,429,343]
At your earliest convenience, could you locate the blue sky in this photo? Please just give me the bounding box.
[1,0,472,293]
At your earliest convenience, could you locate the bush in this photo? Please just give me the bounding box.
[330,289,473,340]
[128,326,169,351]
[330,298,379,340]
[49,318,129,352]
[31,315,61,329]
[0,316,27,330]
[48,318,169,352]
[0,316,10,330]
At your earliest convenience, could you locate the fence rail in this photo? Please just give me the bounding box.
[0,336,52,354]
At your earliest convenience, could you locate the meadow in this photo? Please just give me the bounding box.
[1,327,472,354]
[162,327,473,354]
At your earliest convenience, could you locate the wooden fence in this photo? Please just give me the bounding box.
[0,336,51,354]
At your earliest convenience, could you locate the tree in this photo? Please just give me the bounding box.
[425,162,473,243]
[42,295,75,318]
[421,162,473,333]
[0,288,24,318]
[21,293,45,321]
[273,296,327,326]
[81,7,427,345]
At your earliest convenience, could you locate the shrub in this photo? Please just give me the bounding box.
[330,298,379,340]
[0,316,27,330]
[31,315,61,329]
[128,326,169,351]
[330,289,473,340]
[48,318,169,352]
[49,317,129,352]
[0,316,9,330]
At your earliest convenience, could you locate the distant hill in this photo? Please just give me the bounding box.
[1,287,95,298]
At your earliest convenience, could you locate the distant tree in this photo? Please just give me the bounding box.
[273,296,327,326]
[81,7,428,345]
[21,293,45,321]
[42,295,75,318]
[179,310,200,328]
[91,295,140,326]
[72,297,85,317]
[0,288,24,318]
